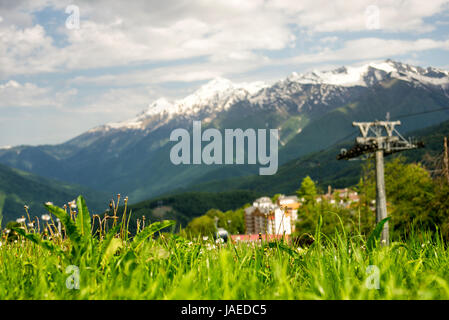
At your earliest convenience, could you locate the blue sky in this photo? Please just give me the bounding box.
[0,0,448,147]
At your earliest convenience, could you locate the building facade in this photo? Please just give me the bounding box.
[244,196,298,235]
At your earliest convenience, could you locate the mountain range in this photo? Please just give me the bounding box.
[1,59,449,220]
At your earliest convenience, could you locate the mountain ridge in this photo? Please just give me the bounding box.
[1,59,449,205]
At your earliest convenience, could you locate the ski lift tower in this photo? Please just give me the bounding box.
[337,117,424,245]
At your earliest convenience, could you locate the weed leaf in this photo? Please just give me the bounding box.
[76,195,91,241]
[132,220,175,250]
[367,217,390,251]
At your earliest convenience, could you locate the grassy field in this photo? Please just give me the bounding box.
[1,196,449,300]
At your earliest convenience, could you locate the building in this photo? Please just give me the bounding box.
[244,196,298,235]
[317,186,360,208]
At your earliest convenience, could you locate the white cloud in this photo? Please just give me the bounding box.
[267,0,449,32]
[0,0,447,79]
[287,38,449,65]
[0,80,76,108]
[69,55,271,87]
[0,0,292,77]
[76,87,157,117]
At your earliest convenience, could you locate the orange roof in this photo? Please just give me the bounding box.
[230,234,290,242]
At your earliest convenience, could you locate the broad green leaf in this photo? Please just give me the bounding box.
[101,237,123,268]
[98,223,121,266]
[13,227,66,259]
[76,195,92,241]
[367,217,390,251]
[132,220,175,250]
[44,202,82,246]
[268,241,298,258]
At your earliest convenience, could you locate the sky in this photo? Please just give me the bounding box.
[1,0,449,147]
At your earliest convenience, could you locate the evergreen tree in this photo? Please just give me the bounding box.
[296,176,317,203]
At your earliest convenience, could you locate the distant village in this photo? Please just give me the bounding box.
[229,186,367,242]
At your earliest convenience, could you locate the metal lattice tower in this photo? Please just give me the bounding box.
[337,118,424,245]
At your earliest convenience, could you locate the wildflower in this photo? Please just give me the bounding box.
[68,200,76,209]
[24,205,29,210]
[187,241,193,246]
[16,217,26,224]
[215,238,224,244]
[0,241,2,247]
[45,202,53,206]
[27,223,34,228]
[5,229,10,234]
[42,214,51,221]
[203,236,209,241]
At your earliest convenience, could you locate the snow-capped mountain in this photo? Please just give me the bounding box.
[1,60,449,203]
[91,60,449,134]
[288,59,449,87]
[93,77,268,132]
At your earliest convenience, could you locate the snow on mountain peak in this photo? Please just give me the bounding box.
[94,77,268,132]
[90,60,448,133]
[288,60,449,87]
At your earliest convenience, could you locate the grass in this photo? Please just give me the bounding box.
[1,196,449,300]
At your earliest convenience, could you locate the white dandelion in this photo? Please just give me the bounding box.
[68,200,76,209]
[41,214,51,222]
[16,217,26,224]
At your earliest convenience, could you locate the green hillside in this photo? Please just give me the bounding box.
[0,163,109,224]
[117,190,262,231]
[175,117,449,198]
